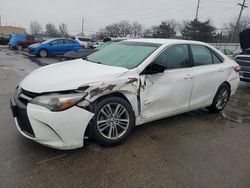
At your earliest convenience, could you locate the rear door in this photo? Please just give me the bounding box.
[49,39,65,55]
[189,44,226,110]
[63,39,78,54]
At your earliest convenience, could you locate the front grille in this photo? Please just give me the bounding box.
[22,89,39,98]
[235,56,250,61]
[243,72,250,78]
[16,110,35,137]
[14,95,35,137]
[235,56,250,67]
[236,60,250,67]
[18,89,39,105]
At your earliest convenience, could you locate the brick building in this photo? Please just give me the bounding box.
[0,26,26,35]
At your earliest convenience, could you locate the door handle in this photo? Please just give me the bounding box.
[184,74,193,80]
[218,68,224,72]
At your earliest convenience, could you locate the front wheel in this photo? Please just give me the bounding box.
[92,97,135,146]
[208,84,230,113]
[39,49,48,58]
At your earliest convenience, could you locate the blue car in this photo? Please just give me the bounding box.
[28,38,81,57]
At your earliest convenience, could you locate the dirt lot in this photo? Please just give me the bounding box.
[0,48,250,188]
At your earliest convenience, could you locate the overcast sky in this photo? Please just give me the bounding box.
[0,0,249,35]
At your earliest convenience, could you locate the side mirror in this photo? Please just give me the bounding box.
[141,63,166,75]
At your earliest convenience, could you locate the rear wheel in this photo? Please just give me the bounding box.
[39,49,48,58]
[208,84,230,113]
[92,97,135,146]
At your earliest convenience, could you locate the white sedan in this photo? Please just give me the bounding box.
[10,39,240,150]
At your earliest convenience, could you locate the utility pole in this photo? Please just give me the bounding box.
[81,17,84,36]
[195,0,201,20]
[231,0,248,42]
[0,14,1,26]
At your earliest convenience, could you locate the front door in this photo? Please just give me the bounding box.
[140,44,194,121]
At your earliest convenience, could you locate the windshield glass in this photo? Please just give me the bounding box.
[87,41,160,69]
[96,41,113,50]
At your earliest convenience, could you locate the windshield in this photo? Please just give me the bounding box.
[96,41,113,50]
[87,41,160,69]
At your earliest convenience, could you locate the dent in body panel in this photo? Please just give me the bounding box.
[139,74,166,115]
[89,84,117,98]
[85,76,141,118]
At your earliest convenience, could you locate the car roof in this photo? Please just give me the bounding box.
[126,38,207,46]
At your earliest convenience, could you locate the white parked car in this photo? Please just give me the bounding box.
[10,39,240,150]
[71,36,97,49]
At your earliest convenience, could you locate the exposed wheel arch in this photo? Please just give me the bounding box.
[218,81,231,97]
[207,82,231,113]
[93,92,133,108]
[84,92,134,141]
[222,81,231,91]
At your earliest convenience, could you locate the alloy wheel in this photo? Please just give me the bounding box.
[97,103,130,140]
[215,88,229,110]
[40,50,47,57]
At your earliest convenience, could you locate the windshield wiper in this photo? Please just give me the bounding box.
[83,57,102,64]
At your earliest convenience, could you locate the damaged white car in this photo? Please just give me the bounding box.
[10,39,240,150]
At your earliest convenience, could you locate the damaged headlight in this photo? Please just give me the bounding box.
[31,92,88,111]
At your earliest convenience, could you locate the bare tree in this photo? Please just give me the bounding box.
[30,21,42,35]
[94,29,108,40]
[45,23,58,37]
[130,22,144,38]
[58,23,68,37]
[105,23,120,37]
[223,16,250,42]
[99,20,143,38]
[118,20,132,37]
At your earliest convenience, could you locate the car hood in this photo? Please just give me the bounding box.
[28,43,41,48]
[20,59,128,93]
[239,28,250,50]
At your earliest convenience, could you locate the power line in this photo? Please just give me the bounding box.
[231,0,248,42]
[195,0,201,20]
[81,17,84,36]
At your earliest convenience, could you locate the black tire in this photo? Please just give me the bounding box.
[92,97,135,146]
[208,83,230,113]
[39,49,48,58]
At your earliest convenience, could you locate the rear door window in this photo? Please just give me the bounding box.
[212,53,223,64]
[64,39,75,44]
[191,45,213,66]
[51,39,64,45]
[191,45,224,66]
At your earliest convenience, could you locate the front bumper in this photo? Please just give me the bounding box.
[10,96,94,150]
[235,56,250,82]
[27,48,37,55]
[239,71,250,82]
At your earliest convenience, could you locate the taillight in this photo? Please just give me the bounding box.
[234,66,241,72]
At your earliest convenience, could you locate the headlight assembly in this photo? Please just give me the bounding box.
[30,92,88,111]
